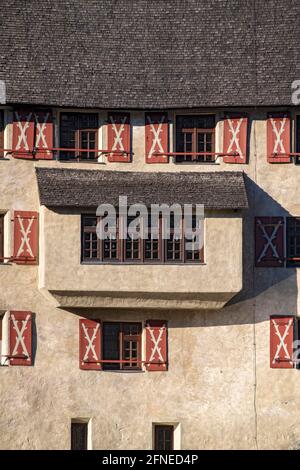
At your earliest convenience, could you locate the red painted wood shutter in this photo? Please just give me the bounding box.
[255,217,284,267]
[9,311,32,366]
[145,320,168,371]
[13,110,35,158]
[145,112,169,163]
[79,319,101,370]
[223,114,248,163]
[107,112,131,162]
[267,113,291,163]
[13,211,39,265]
[270,316,294,369]
[33,110,53,159]
[13,110,53,159]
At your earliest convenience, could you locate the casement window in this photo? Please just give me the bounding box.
[102,322,142,371]
[154,425,174,450]
[0,110,4,158]
[79,319,168,372]
[286,217,300,267]
[255,216,300,268]
[81,214,203,264]
[71,421,88,450]
[60,113,98,160]
[176,115,215,163]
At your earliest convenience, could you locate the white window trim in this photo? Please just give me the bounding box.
[0,311,9,366]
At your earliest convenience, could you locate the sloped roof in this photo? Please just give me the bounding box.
[35,168,248,209]
[1,0,298,109]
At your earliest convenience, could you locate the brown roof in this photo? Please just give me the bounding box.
[0,1,299,108]
[35,168,248,210]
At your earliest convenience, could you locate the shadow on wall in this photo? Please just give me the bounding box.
[60,174,298,330]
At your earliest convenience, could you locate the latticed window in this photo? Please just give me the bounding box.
[176,115,215,162]
[154,425,174,450]
[60,112,98,160]
[287,217,300,267]
[102,322,142,371]
[81,214,203,263]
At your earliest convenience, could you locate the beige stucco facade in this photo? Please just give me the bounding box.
[1,107,300,450]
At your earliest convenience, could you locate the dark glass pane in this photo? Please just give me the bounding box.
[103,323,120,370]
[71,423,87,450]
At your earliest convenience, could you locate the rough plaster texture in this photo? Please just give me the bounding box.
[0,108,300,449]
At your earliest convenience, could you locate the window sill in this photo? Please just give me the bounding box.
[173,161,220,165]
[101,369,145,373]
[81,261,206,266]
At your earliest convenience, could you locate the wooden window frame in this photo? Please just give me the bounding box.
[102,322,142,371]
[59,112,99,161]
[154,425,174,451]
[81,215,203,264]
[176,114,216,163]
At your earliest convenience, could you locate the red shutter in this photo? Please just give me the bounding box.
[270,316,294,369]
[145,320,168,371]
[79,319,101,370]
[34,110,53,159]
[145,112,169,163]
[13,211,39,265]
[12,110,35,158]
[13,110,53,159]
[267,113,291,163]
[107,112,131,162]
[255,217,284,267]
[223,114,248,163]
[9,311,32,366]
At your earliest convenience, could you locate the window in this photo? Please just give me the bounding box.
[176,115,215,163]
[0,111,3,158]
[71,421,88,450]
[154,425,174,450]
[287,217,300,267]
[60,113,98,160]
[81,215,203,264]
[102,322,142,371]
[0,214,4,261]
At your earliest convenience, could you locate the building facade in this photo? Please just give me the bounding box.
[1,0,300,450]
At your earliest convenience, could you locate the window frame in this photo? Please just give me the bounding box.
[71,421,88,450]
[286,217,300,267]
[102,321,142,371]
[154,425,174,451]
[175,114,216,163]
[81,214,204,264]
[59,111,99,161]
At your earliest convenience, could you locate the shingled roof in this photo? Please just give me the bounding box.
[35,168,248,209]
[0,0,299,108]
